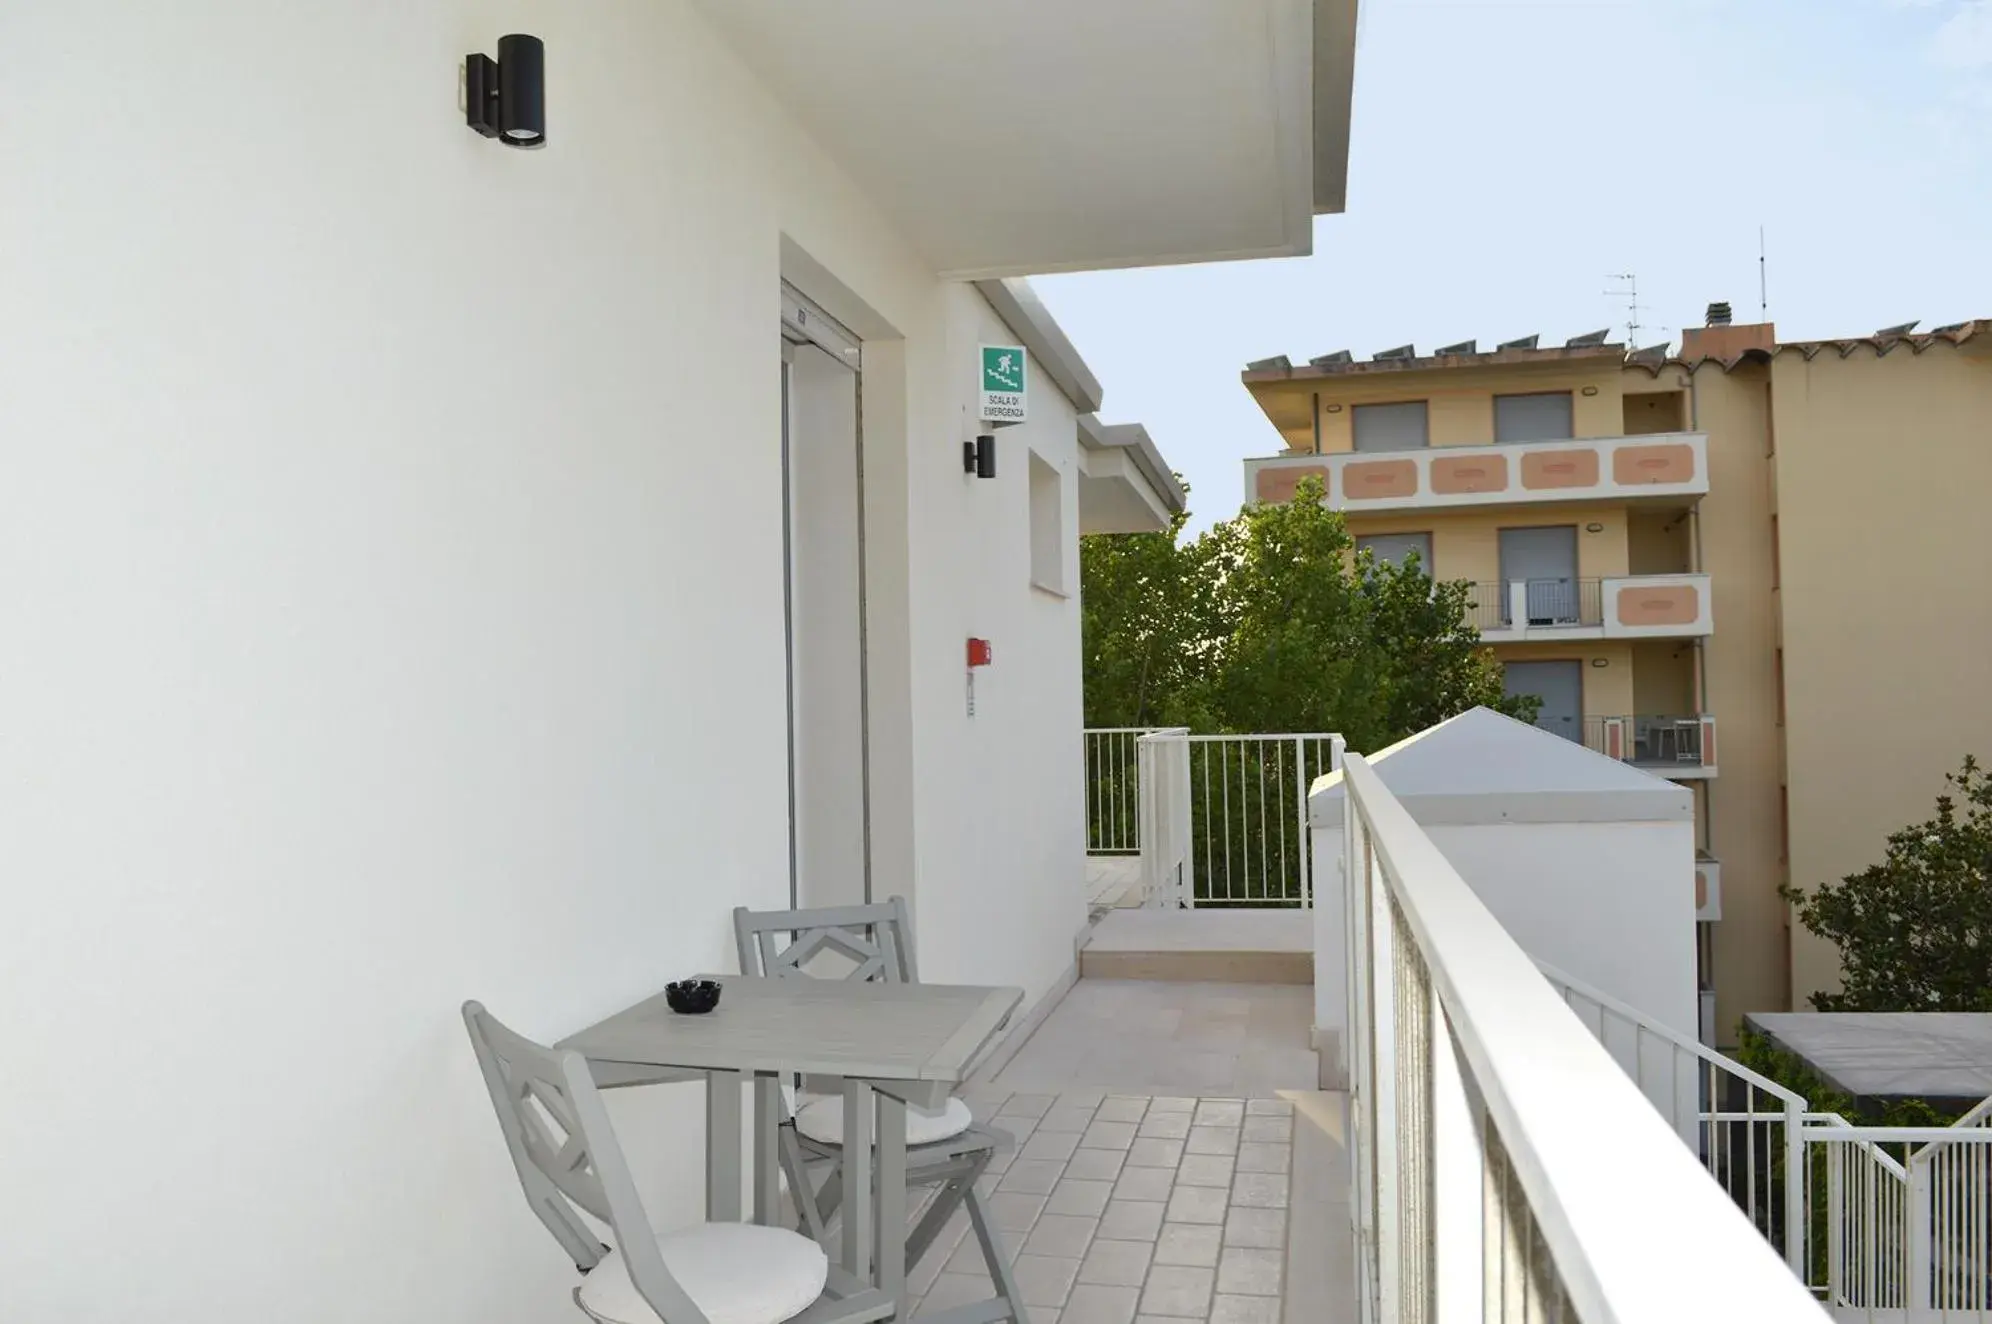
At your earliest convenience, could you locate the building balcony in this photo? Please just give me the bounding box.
[1462,573,1714,642]
[1583,712,1719,777]
[1245,431,1709,516]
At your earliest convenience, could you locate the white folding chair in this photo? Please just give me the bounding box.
[463,1001,870,1324]
[734,900,1029,1322]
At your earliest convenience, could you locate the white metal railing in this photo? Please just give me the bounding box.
[1084,727,1161,853]
[1537,961,1809,1275]
[1805,1116,1992,1320]
[1126,733,1346,908]
[1334,752,1827,1323]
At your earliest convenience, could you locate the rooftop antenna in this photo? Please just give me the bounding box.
[1759,226,1769,322]
[1605,273,1642,347]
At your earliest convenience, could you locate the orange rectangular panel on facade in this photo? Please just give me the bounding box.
[1429,453,1509,495]
[1613,443,1697,486]
[1255,463,1331,504]
[1341,458,1419,500]
[1615,582,1700,627]
[1520,448,1599,490]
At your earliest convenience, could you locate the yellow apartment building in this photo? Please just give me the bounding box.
[1240,310,1992,1043]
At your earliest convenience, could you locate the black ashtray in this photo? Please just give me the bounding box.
[665,979,722,1015]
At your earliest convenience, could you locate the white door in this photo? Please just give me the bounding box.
[782,286,868,911]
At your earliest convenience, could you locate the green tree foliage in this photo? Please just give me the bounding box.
[1081,476,1533,750]
[1782,755,1992,1012]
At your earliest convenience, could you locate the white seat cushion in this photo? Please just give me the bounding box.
[793,1094,974,1148]
[577,1222,827,1324]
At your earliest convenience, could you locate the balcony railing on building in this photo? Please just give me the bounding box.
[1244,430,1709,516]
[1084,727,1344,909]
[1462,573,1713,640]
[1583,713,1717,773]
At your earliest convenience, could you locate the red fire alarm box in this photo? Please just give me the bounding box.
[966,638,993,668]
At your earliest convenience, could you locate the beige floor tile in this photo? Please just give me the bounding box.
[1185,1126,1240,1157]
[1240,1116,1291,1144]
[1216,1247,1283,1297]
[946,1224,1020,1274]
[994,1113,1042,1143]
[1013,1254,1082,1309]
[1065,1148,1128,1183]
[1210,1293,1282,1324]
[1022,1131,1083,1163]
[1221,1206,1284,1249]
[1153,1222,1223,1268]
[1234,1142,1289,1175]
[1126,1137,1186,1168]
[1176,1154,1235,1188]
[918,1273,995,1318]
[1082,1120,1139,1151]
[1229,1172,1288,1209]
[1040,1105,1100,1134]
[1097,1199,1166,1242]
[988,1191,1050,1232]
[1193,1100,1246,1127]
[1078,1235,1153,1287]
[1147,1096,1199,1113]
[1165,1184,1229,1226]
[1047,1178,1116,1218]
[1137,1111,1193,1140]
[1140,1264,1216,1319]
[1244,1099,1292,1116]
[999,1160,1070,1195]
[1096,1096,1150,1124]
[1025,1213,1099,1259]
[1111,1165,1176,1203]
[1063,1283,1140,1324]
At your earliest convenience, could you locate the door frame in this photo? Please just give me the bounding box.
[781,283,872,909]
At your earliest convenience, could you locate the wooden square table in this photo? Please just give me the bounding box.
[559,974,1022,1308]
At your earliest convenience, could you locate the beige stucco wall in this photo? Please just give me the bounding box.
[1679,361,1787,1040]
[1629,641,1698,715]
[1251,362,1630,454]
[1771,345,1992,1007]
[1493,639,1635,715]
[1344,504,1632,584]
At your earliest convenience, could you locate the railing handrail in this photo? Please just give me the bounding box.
[1084,725,1167,734]
[1533,959,1808,1108]
[1950,1092,1992,1128]
[1345,754,1825,1321]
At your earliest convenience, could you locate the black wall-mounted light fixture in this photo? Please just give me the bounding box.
[466,35,545,147]
[964,434,996,479]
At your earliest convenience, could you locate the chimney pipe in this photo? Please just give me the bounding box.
[1706,301,1733,327]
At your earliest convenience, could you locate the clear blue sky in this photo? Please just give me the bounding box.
[1035,0,1992,531]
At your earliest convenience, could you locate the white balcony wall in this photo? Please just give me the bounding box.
[1308,710,1698,1093]
[0,3,1085,1321]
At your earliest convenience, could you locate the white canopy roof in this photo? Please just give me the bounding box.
[1309,707,1695,826]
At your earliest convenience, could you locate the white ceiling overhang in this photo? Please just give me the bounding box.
[1078,416,1185,535]
[696,0,1359,278]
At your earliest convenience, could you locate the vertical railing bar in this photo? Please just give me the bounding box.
[1276,738,1288,902]
[1211,736,1227,903]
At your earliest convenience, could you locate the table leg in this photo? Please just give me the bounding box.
[753,1074,781,1226]
[706,1070,742,1222]
[841,1079,873,1280]
[875,1091,908,1299]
